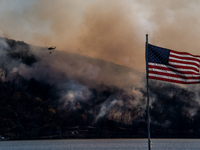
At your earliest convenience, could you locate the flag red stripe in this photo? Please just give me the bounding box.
[148,70,200,80]
[148,76,200,84]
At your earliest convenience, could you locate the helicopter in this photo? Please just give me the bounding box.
[47,46,56,54]
[48,46,56,50]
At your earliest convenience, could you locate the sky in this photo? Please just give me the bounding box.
[0,0,200,72]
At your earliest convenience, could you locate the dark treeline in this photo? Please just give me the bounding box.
[0,76,146,139]
[0,37,200,139]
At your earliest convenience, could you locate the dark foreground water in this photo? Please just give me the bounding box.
[1,139,200,150]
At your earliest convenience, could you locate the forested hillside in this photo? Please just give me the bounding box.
[1,37,200,140]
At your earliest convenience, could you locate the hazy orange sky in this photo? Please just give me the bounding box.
[1,0,200,72]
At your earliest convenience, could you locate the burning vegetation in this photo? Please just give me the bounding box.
[0,37,200,139]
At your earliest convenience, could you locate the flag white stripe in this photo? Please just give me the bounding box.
[168,62,199,70]
[169,56,200,65]
[170,52,200,60]
[148,73,200,82]
[148,68,200,77]
[148,63,199,74]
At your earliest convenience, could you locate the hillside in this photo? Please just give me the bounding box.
[0,37,200,139]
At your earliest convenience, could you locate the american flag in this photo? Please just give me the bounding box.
[148,44,200,84]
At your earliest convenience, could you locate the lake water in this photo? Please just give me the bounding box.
[1,139,200,150]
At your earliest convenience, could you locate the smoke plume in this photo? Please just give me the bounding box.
[1,0,200,72]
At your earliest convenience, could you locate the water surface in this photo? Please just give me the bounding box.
[1,139,200,150]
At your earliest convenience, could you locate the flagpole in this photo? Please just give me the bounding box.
[146,34,151,150]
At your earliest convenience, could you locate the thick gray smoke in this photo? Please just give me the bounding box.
[0,38,21,81]
[59,80,93,111]
[23,45,145,124]
[1,37,200,129]
[0,37,145,125]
